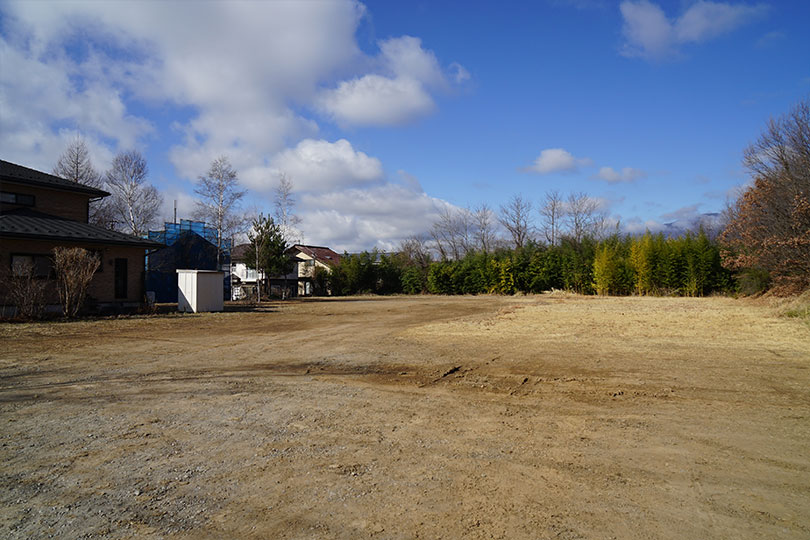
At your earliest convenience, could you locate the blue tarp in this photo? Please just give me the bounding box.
[145,220,231,302]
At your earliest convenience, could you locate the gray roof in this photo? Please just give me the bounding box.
[1,159,109,197]
[231,243,251,261]
[0,208,163,248]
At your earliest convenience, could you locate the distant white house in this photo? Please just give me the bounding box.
[277,244,342,297]
[230,243,262,300]
[231,243,341,299]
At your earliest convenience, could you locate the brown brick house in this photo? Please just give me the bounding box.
[0,159,162,314]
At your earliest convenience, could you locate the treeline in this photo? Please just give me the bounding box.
[324,230,733,297]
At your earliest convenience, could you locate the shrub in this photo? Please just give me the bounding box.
[52,247,100,317]
[1,262,49,319]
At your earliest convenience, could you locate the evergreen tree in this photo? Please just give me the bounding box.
[244,214,292,299]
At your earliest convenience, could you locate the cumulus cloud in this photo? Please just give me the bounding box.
[317,35,466,126]
[316,74,435,127]
[265,138,383,192]
[397,169,423,192]
[1,1,466,185]
[596,166,646,183]
[525,148,593,175]
[0,1,467,251]
[158,190,198,226]
[620,1,766,60]
[1,1,366,177]
[299,183,452,252]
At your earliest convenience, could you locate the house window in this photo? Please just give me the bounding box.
[1,191,35,206]
[306,259,315,267]
[11,254,52,278]
[114,258,128,299]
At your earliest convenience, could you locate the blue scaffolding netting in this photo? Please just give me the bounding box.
[145,219,232,302]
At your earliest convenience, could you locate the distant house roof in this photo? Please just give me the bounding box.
[1,159,109,198]
[233,243,342,266]
[289,244,342,266]
[231,243,251,262]
[0,208,163,248]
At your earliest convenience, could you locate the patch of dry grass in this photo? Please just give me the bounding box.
[778,291,810,324]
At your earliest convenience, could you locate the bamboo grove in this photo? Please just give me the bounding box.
[323,229,734,298]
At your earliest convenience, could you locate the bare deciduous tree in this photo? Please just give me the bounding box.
[431,206,474,260]
[499,194,533,249]
[53,137,102,187]
[106,150,162,236]
[565,192,608,243]
[472,203,497,253]
[194,156,247,263]
[399,234,432,270]
[52,247,100,318]
[53,137,115,228]
[273,172,303,244]
[539,190,565,246]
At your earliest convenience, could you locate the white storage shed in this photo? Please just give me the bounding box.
[177,270,224,313]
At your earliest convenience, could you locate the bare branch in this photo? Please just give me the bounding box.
[273,172,304,244]
[539,190,565,246]
[564,192,607,243]
[472,203,497,253]
[499,194,533,249]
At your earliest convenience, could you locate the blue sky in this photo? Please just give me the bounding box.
[1,0,808,250]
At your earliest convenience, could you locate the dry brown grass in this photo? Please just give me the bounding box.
[2,295,809,539]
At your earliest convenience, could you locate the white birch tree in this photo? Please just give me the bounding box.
[194,156,247,263]
[106,150,162,236]
[273,172,303,244]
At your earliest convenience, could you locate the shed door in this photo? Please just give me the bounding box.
[115,258,128,299]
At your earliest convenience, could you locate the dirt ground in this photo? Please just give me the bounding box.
[1,294,809,539]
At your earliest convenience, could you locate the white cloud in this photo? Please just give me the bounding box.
[317,35,465,126]
[0,35,151,169]
[316,74,435,127]
[379,36,445,87]
[622,218,666,235]
[0,1,468,252]
[648,204,725,235]
[620,1,675,59]
[267,138,384,192]
[620,1,766,60]
[299,183,452,252]
[660,203,702,222]
[596,166,646,183]
[674,2,764,43]
[525,148,593,175]
[0,1,363,175]
[397,169,423,192]
[1,1,465,187]
[157,190,198,226]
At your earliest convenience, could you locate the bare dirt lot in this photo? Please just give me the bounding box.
[1,294,809,539]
